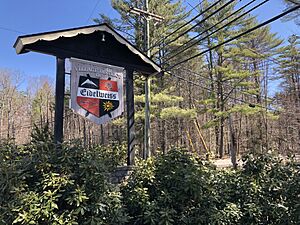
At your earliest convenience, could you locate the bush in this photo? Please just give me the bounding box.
[122,149,218,225]
[1,128,299,225]
[0,125,128,225]
[122,149,300,225]
[237,153,300,224]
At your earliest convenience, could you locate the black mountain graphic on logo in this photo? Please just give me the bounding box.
[79,74,99,89]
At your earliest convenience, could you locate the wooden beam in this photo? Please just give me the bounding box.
[25,39,158,75]
[126,68,135,165]
[54,57,65,145]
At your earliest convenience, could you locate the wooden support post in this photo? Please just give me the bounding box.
[54,57,65,145]
[126,68,135,165]
[144,77,151,159]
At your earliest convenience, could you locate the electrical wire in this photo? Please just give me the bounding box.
[147,0,222,52]
[167,0,204,31]
[86,0,101,24]
[187,74,271,104]
[164,0,268,61]
[285,0,300,5]
[165,70,275,111]
[165,4,300,71]
[0,26,24,34]
[163,0,237,50]
[177,65,277,101]
[174,56,283,104]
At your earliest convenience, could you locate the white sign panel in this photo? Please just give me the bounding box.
[70,58,124,125]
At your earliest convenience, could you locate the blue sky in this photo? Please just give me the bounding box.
[0,0,298,85]
[0,0,117,80]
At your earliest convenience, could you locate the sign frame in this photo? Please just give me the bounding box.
[70,58,125,125]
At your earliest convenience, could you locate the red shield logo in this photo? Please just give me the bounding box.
[76,75,120,118]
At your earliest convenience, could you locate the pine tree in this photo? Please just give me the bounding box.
[190,0,283,157]
[274,35,300,152]
[190,0,253,158]
[276,35,300,104]
[94,0,200,153]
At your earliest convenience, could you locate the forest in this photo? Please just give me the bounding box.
[0,0,300,224]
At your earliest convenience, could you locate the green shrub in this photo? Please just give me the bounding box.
[121,149,300,225]
[1,127,299,225]
[237,153,300,225]
[122,149,218,225]
[0,125,128,225]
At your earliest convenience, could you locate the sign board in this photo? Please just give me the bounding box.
[70,58,124,124]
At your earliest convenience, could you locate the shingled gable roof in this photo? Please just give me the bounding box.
[14,23,161,75]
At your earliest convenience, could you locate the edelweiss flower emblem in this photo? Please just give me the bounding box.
[103,101,114,111]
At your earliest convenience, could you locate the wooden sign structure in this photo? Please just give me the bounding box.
[14,23,161,165]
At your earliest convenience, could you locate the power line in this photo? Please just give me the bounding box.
[163,0,237,50]
[170,57,282,104]
[0,26,24,34]
[165,4,300,71]
[167,0,204,30]
[165,70,274,111]
[164,0,271,61]
[182,69,275,103]
[147,0,221,52]
[86,0,101,24]
[185,0,202,13]
[177,64,276,101]
[286,0,300,5]
[118,1,202,42]
[244,46,293,67]
[164,0,267,61]
[156,55,278,72]
[169,61,296,112]
[179,58,296,104]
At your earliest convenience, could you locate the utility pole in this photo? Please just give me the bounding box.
[129,1,163,159]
